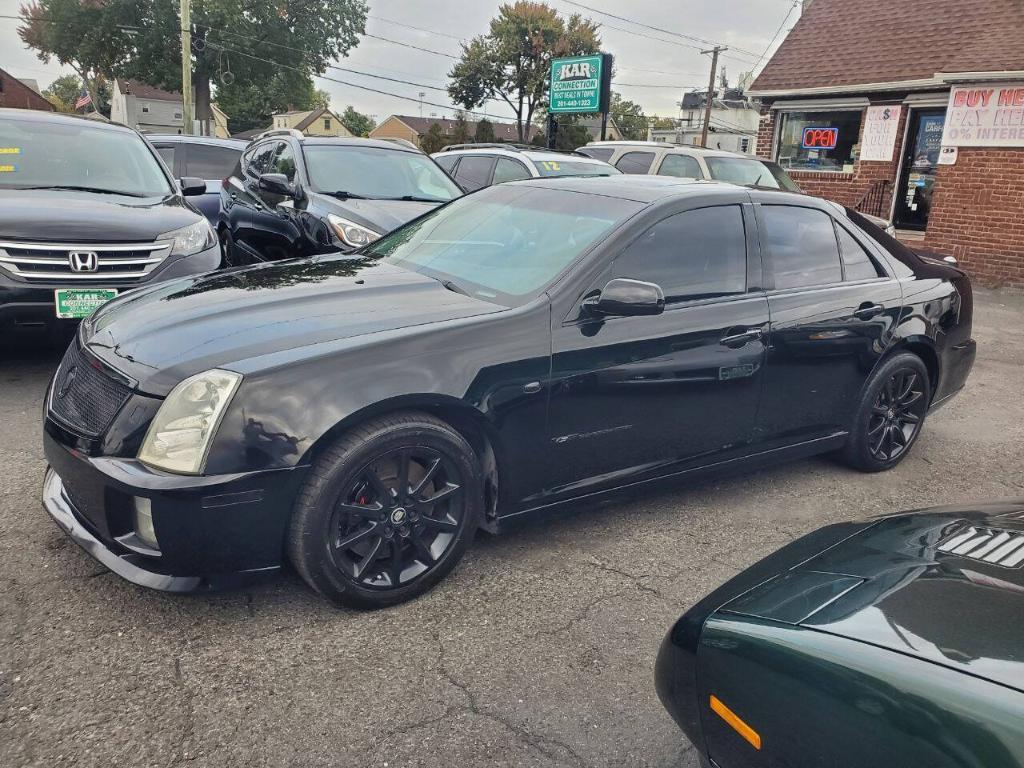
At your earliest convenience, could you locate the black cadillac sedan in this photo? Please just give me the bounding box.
[41,177,976,608]
[655,501,1024,768]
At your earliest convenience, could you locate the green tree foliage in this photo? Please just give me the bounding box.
[43,73,110,115]
[340,106,376,137]
[474,118,496,143]
[448,2,600,141]
[312,89,332,110]
[20,0,366,129]
[451,111,471,145]
[610,92,647,141]
[419,123,448,154]
[215,71,320,135]
[650,115,677,130]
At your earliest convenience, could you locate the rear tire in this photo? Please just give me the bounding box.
[287,412,482,609]
[842,352,931,472]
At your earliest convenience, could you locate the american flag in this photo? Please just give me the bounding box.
[74,88,92,110]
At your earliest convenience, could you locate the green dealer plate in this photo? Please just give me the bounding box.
[54,288,118,319]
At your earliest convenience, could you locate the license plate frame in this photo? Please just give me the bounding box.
[54,288,118,319]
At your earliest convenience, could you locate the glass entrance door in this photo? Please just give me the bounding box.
[894,109,946,230]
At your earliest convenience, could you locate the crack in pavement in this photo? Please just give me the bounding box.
[167,656,196,768]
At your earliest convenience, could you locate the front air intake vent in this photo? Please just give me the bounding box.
[937,525,1024,569]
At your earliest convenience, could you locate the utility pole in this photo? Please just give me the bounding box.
[179,0,193,135]
[699,46,725,148]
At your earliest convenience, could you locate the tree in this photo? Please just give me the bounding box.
[312,89,331,110]
[448,2,600,142]
[43,73,112,115]
[341,106,376,137]
[474,118,496,143]
[650,115,676,130]
[610,92,647,141]
[215,70,320,134]
[451,110,471,145]
[20,0,367,130]
[419,123,448,154]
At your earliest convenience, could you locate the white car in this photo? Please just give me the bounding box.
[579,141,896,233]
[432,144,619,192]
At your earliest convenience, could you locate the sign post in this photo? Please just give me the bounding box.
[547,53,611,149]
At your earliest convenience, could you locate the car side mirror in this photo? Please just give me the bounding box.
[258,172,296,198]
[179,176,206,196]
[583,278,665,317]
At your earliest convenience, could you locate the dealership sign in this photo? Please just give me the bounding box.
[801,127,838,149]
[549,54,610,114]
[942,83,1024,147]
[860,105,902,162]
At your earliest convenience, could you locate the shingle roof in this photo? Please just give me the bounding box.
[116,79,183,102]
[750,0,1024,93]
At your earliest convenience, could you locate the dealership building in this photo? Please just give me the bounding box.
[748,0,1024,285]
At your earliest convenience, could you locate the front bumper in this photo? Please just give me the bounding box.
[42,427,308,592]
[0,243,220,335]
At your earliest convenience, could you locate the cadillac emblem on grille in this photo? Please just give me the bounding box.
[57,365,77,399]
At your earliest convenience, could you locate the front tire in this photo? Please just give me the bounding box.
[287,412,482,609]
[842,352,931,472]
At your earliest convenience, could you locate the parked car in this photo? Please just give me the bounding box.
[148,135,247,224]
[655,501,1024,768]
[42,176,974,608]
[578,140,896,233]
[0,109,219,343]
[219,129,462,265]
[432,144,619,191]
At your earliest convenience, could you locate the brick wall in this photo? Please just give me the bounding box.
[922,147,1024,285]
[0,70,54,111]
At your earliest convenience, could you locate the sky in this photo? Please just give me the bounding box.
[0,0,801,124]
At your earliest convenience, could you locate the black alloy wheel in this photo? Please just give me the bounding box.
[328,447,465,589]
[288,412,482,609]
[867,370,926,462]
[842,352,931,472]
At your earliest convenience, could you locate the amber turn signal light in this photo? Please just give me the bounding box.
[709,694,762,750]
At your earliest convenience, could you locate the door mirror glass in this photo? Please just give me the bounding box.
[258,172,295,198]
[585,278,665,317]
[179,176,206,196]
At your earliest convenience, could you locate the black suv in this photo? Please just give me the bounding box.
[219,130,462,264]
[0,109,220,344]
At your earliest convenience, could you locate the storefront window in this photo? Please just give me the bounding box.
[775,110,864,172]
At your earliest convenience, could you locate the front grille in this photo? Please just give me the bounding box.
[49,343,133,437]
[938,524,1024,568]
[0,240,171,283]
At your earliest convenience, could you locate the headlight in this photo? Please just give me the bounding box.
[159,220,216,257]
[328,214,381,248]
[138,369,241,474]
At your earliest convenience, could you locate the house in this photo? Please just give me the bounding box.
[16,78,42,96]
[648,88,758,155]
[748,0,1024,285]
[370,115,540,147]
[271,107,352,137]
[110,79,230,137]
[576,115,624,142]
[0,67,55,111]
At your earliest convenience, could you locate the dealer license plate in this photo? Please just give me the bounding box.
[54,288,118,319]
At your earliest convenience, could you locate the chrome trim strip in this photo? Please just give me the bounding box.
[0,255,162,266]
[938,527,977,552]
[0,240,169,251]
[968,531,1011,560]
[0,241,171,282]
[1001,541,1024,568]
[984,537,1024,564]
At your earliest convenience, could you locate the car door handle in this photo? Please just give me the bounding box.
[853,303,885,320]
[719,327,764,348]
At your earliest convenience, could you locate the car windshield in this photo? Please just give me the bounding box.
[705,156,801,192]
[0,116,173,197]
[531,158,620,177]
[365,184,642,307]
[303,145,462,201]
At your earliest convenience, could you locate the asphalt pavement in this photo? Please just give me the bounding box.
[1,289,1022,768]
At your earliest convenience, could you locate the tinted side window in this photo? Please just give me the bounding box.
[836,224,883,281]
[454,156,495,191]
[245,142,276,178]
[186,144,242,179]
[763,206,842,289]
[155,145,177,172]
[493,157,532,183]
[268,142,297,181]
[615,151,656,174]
[657,154,702,178]
[612,206,747,302]
[580,147,615,162]
[434,154,459,174]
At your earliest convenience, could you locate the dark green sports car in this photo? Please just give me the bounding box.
[656,502,1024,768]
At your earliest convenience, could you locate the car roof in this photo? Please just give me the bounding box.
[298,136,423,154]
[0,107,136,134]
[146,134,248,147]
[585,140,749,159]
[510,174,764,203]
[436,146,609,164]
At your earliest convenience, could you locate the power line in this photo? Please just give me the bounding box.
[367,14,468,43]
[362,32,459,60]
[752,1,799,71]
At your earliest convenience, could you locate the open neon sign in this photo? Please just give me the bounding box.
[802,127,838,149]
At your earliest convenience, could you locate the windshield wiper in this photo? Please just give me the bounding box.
[439,278,469,296]
[324,190,368,200]
[379,195,448,203]
[18,184,147,197]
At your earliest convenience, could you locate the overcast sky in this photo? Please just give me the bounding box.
[0,0,800,123]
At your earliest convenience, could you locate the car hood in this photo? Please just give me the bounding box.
[84,253,503,395]
[723,502,1024,692]
[0,188,200,242]
[313,194,442,234]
